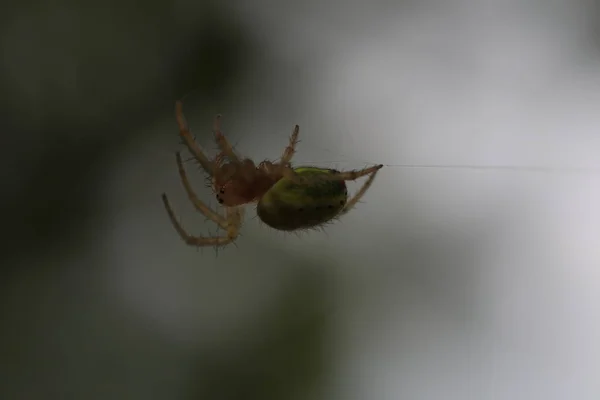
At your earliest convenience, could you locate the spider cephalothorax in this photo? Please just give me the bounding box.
[161,100,383,247]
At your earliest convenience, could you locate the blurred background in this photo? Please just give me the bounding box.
[1,0,600,399]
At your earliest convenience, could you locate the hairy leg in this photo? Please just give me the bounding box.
[173,152,227,228]
[161,194,243,247]
[213,114,241,163]
[280,125,300,164]
[280,164,384,185]
[175,101,215,175]
[340,169,381,215]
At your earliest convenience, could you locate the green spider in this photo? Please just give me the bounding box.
[161,101,383,247]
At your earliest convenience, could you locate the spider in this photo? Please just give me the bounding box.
[161,100,383,247]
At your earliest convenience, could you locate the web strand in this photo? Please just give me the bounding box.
[379,164,600,174]
[293,161,600,174]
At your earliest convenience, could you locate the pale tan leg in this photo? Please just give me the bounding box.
[340,169,381,215]
[161,194,243,247]
[213,114,241,163]
[319,164,384,181]
[173,152,227,228]
[175,101,215,175]
[280,125,300,164]
[281,164,384,185]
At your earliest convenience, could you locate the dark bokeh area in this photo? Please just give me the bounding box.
[0,1,326,399]
[0,0,251,267]
[1,2,338,399]
[2,1,600,399]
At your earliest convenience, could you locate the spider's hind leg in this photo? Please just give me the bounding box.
[281,164,384,186]
[339,167,381,215]
[280,125,300,165]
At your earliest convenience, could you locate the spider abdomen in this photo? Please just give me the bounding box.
[256,167,348,231]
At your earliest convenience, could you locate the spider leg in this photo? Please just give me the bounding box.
[214,151,226,168]
[280,164,384,185]
[225,206,244,241]
[175,101,215,176]
[339,168,381,215]
[174,151,228,228]
[319,164,384,181]
[213,114,241,163]
[280,125,300,165]
[161,194,243,247]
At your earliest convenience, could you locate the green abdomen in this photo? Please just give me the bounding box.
[256,167,348,231]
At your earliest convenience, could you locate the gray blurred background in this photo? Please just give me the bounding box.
[2,0,600,399]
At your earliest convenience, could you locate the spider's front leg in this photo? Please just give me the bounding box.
[213,114,241,163]
[175,101,215,176]
[161,194,244,247]
[162,145,245,247]
[173,151,227,226]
